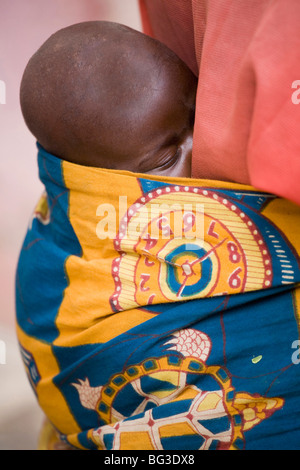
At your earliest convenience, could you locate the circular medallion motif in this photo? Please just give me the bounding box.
[110,185,273,311]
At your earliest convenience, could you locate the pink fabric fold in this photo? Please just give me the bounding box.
[139,0,300,205]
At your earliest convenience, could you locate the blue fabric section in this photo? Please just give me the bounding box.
[198,416,231,434]
[161,434,205,450]
[76,431,98,451]
[51,287,300,449]
[138,178,174,194]
[213,188,276,212]
[15,143,82,342]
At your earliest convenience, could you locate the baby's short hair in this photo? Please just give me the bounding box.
[20,21,194,166]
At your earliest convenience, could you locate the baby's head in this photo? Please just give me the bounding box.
[20,21,197,177]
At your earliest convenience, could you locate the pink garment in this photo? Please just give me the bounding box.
[139,0,300,205]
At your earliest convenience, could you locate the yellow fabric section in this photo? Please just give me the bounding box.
[16,325,81,436]
[54,163,160,347]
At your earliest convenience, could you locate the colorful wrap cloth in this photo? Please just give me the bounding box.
[16,144,300,450]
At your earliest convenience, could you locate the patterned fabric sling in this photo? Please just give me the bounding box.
[16,144,300,450]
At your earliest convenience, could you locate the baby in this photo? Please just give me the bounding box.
[20,21,197,178]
